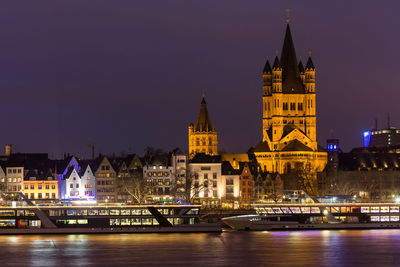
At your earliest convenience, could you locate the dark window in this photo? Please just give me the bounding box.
[298,103,303,111]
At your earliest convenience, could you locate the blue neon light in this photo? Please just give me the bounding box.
[363,131,371,147]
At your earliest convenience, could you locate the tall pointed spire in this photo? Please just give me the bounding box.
[280,24,299,80]
[263,59,272,73]
[195,97,215,132]
[279,23,304,93]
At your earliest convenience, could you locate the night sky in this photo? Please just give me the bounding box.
[1,0,399,158]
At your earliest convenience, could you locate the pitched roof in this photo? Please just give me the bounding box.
[263,60,272,73]
[254,141,271,152]
[281,140,313,152]
[221,161,239,175]
[272,56,281,69]
[280,24,305,94]
[281,125,295,139]
[266,125,273,141]
[194,97,216,132]
[298,60,304,73]
[305,56,315,69]
[190,153,221,163]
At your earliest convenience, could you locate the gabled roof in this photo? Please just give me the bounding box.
[78,162,93,177]
[64,166,78,179]
[280,125,306,140]
[281,124,296,139]
[194,97,216,132]
[254,141,271,152]
[281,140,313,152]
[280,24,305,94]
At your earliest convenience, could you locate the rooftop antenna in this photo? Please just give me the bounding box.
[387,113,391,129]
[286,9,290,24]
[308,50,312,57]
[374,118,378,131]
[329,129,334,138]
[275,50,279,56]
[202,89,205,99]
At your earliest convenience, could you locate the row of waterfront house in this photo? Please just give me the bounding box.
[0,147,285,208]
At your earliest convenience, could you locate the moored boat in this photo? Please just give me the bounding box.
[0,204,221,234]
[222,203,400,231]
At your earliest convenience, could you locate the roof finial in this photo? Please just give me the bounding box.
[202,89,205,99]
[308,50,312,57]
[275,50,279,56]
[285,9,290,24]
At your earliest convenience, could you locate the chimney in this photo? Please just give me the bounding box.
[5,144,12,157]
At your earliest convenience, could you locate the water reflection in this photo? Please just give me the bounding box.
[1,230,400,266]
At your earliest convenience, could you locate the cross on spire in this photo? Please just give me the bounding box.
[286,9,290,24]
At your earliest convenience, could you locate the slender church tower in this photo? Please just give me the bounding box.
[188,96,218,159]
[254,19,327,194]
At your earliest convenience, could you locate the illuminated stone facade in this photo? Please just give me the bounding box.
[188,97,218,159]
[254,23,327,182]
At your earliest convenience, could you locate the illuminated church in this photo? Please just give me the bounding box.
[188,96,218,159]
[253,21,327,175]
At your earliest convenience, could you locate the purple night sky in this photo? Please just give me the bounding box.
[0,0,399,158]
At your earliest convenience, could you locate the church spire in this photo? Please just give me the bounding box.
[280,24,299,80]
[272,56,281,69]
[263,59,272,73]
[195,96,215,132]
[305,55,315,70]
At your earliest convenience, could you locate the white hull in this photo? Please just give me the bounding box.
[222,215,400,231]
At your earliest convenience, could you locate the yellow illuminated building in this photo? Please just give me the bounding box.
[188,97,218,159]
[23,180,59,200]
[254,22,327,187]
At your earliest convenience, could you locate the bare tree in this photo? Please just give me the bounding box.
[293,162,318,197]
[332,172,360,196]
[121,170,147,204]
[185,172,206,203]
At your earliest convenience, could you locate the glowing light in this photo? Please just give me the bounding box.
[363,131,371,147]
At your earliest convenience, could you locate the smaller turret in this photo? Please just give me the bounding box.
[272,56,282,93]
[298,60,305,84]
[305,56,315,93]
[262,60,272,96]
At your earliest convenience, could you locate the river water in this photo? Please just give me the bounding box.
[1,230,400,266]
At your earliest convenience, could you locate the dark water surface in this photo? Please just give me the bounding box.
[1,230,400,266]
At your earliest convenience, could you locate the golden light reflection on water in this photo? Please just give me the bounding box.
[0,230,400,266]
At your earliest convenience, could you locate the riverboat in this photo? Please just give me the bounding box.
[0,204,221,234]
[222,203,400,230]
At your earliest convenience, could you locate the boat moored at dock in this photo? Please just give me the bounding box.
[222,203,400,231]
[0,204,221,234]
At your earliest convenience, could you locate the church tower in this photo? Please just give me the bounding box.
[255,20,327,192]
[188,97,218,159]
